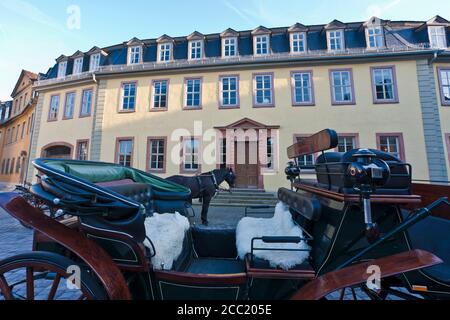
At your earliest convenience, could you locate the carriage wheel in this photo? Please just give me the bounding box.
[326,283,414,301]
[331,285,387,300]
[0,252,107,300]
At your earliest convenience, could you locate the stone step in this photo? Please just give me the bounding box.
[193,202,277,208]
[195,199,278,206]
[231,188,266,193]
[194,189,279,208]
[217,191,276,197]
[214,194,277,201]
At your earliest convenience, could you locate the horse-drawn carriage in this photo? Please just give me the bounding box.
[0,129,449,300]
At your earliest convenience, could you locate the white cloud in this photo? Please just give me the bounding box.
[366,0,402,19]
[223,0,256,25]
[222,0,320,27]
[0,0,65,31]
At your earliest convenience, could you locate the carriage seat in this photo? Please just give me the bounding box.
[97,180,191,217]
[103,182,154,215]
[170,227,246,275]
[315,149,411,195]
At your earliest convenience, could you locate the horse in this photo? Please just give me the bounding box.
[167,168,236,225]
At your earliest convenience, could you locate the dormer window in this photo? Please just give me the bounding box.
[57,61,67,78]
[189,40,203,60]
[327,30,344,51]
[89,53,101,71]
[221,28,239,58]
[290,33,307,53]
[158,43,172,62]
[73,57,84,74]
[254,35,270,55]
[128,46,141,65]
[429,26,447,48]
[222,37,237,57]
[366,27,385,49]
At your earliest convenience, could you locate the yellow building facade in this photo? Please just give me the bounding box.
[0,70,37,184]
[29,18,450,191]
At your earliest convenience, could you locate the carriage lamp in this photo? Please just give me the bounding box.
[347,149,391,243]
[285,161,301,186]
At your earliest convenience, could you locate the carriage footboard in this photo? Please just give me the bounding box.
[290,250,442,300]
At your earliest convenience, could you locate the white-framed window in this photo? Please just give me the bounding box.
[219,138,227,169]
[439,68,450,105]
[117,139,133,167]
[366,27,385,49]
[220,76,239,107]
[290,33,307,53]
[292,72,314,105]
[64,92,75,119]
[298,154,315,169]
[189,40,203,60]
[254,74,274,106]
[48,95,60,121]
[330,70,354,104]
[222,37,237,57]
[183,138,200,171]
[338,136,357,153]
[121,82,136,111]
[148,138,166,171]
[379,136,401,159]
[158,43,172,62]
[57,61,67,78]
[372,67,397,102]
[89,53,101,72]
[76,141,89,161]
[184,78,202,108]
[128,46,141,65]
[254,35,270,55]
[152,80,168,109]
[429,26,447,49]
[327,30,344,51]
[4,106,9,120]
[267,137,274,169]
[73,57,83,74]
[80,89,93,116]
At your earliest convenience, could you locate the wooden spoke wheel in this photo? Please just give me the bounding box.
[0,252,107,300]
[326,283,422,301]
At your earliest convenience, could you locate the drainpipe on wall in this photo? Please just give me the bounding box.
[23,96,37,186]
[429,50,441,65]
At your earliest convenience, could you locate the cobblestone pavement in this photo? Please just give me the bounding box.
[0,195,407,300]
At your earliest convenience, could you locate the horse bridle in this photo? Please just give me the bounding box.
[196,171,231,194]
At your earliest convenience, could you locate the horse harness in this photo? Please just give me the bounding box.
[196,172,219,196]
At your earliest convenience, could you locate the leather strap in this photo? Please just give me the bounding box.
[210,171,219,189]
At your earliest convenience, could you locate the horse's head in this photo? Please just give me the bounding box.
[224,168,236,188]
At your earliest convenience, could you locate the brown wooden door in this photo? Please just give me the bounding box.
[234,141,259,188]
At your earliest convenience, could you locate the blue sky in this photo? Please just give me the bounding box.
[0,0,449,100]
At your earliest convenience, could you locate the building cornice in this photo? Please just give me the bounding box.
[93,50,437,79]
[34,73,96,91]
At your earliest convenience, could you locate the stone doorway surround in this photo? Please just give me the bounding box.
[215,118,280,190]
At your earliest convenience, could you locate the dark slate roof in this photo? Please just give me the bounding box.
[41,18,448,80]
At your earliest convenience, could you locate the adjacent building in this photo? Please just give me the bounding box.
[0,70,38,184]
[29,16,450,191]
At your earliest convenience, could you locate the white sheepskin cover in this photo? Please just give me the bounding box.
[236,202,310,270]
[143,212,190,270]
